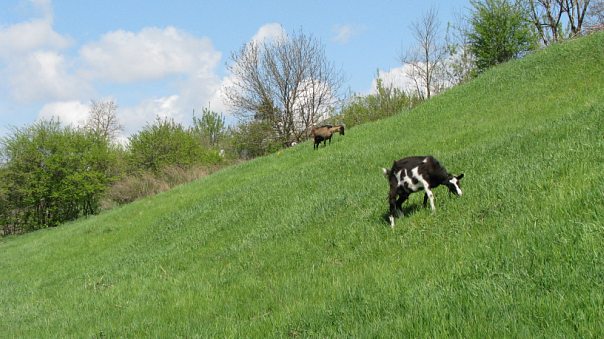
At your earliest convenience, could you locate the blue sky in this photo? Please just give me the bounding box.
[0,0,470,140]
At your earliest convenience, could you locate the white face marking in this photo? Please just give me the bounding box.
[449,178,463,196]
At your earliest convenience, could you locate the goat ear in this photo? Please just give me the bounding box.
[457,173,464,180]
[382,168,390,178]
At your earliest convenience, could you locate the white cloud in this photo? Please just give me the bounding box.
[118,95,184,137]
[206,76,233,117]
[80,26,222,83]
[371,65,419,94]
[0,0,68,59]
[251,23,286,44]
[38,100,89,127]
[0,19,70,59]
[2,2,248,139]
[0,1,80,103]
[75,24,232,138]
[114,22,289,135]
[6,50,92,102]
[19,23,228,137]
[332,24,359,44]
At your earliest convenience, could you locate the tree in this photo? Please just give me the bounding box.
[225,29,343,146]
[444,14,477,85]
[229,120,280,159]
[192,107,226,148]
[0,119,115,233]
[586,0,604,27]
[85,99,122,142]
[128,118,220,172]
[401,8,448,100]
[526,0,591,45]
[0,167,11,235]
[468,0,538,73]
[565,0,592,35]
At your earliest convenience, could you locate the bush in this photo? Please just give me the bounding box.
[339,78,421,128]
[229,120,283,159]
[0,119,116,233]
[191,108,226,148]
[128,118,221,173]
[104,165,213,205]
[468,0,538,73]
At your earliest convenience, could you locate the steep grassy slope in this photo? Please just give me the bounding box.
[1,33,603,337]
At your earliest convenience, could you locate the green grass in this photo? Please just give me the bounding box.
[2,33,604,337]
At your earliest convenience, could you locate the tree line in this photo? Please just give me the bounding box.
[1,0,602,235]
[0,106,228,235]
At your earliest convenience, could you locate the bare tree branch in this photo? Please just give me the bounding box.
[527,0,591,45]
[86,100,122,142]
[401,8,448,100]
[225,30,343,145]
[586,0,604,27]
[444,13,476,85]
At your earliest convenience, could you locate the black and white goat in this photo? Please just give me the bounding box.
[382,156,464,228]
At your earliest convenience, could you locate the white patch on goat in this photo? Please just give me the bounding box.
[402,167,424,192]
[395,170,403,187]
[389,215,395,228]
[425,188,435,210]
[423,157,429,163]
[449,177,463,196]
[410,167,434,210]
[415,172,435,210]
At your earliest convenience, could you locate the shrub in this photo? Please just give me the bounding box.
[468,0,538,73]
[104,165,213,205]
[338,78,421,128]
[128,118,221,173]
[229,120,283,159]
[0,119,116,233]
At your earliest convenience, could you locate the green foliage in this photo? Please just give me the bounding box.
[0,168,10,234]
[191,108,226,148]
[339,77,421,128]
[229,120,283,158]
[468,0,538,73]
[127,118,221,173]
[0,119,115,233]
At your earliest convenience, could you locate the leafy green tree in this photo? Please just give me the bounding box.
[128,117,220,172]
[468,0,538,73]
[0,167,10,235]
[0,119,116,233]
[229,120,281,159]
[192,108,226,148]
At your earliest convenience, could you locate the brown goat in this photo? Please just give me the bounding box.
[311,124,345,150]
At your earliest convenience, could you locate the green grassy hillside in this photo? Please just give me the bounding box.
[2,33,603,337]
